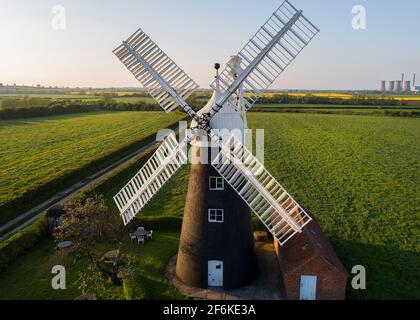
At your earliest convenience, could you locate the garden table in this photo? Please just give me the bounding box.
[134,230,148,239]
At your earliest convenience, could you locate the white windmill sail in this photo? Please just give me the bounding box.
[113,29,199,115]
[112,1,319,247]
[114,133,187,225]
[212,135,312,245]
[210,0,319,113]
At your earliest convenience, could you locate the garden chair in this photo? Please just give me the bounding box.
[129,233,137,242]
[137,236,145,245]
[147,230,153,240]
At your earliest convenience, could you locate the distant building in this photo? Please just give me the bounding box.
[378,81,386,93]
[381,74,419,94]
[387,80,395,93]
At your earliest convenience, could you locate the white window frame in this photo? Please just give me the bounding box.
[208,209,224,223]
[209,176,225,191]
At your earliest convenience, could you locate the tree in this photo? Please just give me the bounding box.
[102,93,116,106]
[54,195,123,261]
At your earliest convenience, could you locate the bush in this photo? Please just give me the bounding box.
[0,216,49,272]
[257,93,405,106]
[0,100,163,120]
[251,216,266,232]
[55,195,123,261]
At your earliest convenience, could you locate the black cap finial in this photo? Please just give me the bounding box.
[215,63,221,70]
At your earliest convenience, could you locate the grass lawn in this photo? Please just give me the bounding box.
[0,232,182,300]
[0,111,185,224]
[0,112,418,300]
[248,113,420,299]
[123,112,419,299]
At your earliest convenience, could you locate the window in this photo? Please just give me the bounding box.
[209,177,224,191]
[208,209,224,223]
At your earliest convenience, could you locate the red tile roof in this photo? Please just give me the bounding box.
[279,210,348,276]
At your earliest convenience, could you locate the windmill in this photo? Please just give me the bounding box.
[113,0,319,290]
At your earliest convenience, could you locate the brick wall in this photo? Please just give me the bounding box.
[274,240,347,300]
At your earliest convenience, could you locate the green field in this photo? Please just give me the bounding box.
[250,113,419,299]
[0,112,418,300]
[114,96,156,104]
[0,111,185,224]
[123,113,420,299]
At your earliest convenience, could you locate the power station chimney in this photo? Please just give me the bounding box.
[414,73,416,87]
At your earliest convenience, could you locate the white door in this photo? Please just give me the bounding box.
[208,261,223,287]
[300,275,317,300]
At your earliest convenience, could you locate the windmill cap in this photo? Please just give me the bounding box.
[214,63,221,70]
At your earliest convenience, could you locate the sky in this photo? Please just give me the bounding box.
[0,0,419,90]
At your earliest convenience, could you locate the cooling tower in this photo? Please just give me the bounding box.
[387,81,395,93]
[395,80,403,94]
[379,81,386,93]
[403,81,411,94]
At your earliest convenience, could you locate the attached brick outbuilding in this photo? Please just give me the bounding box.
[274,215,348,300]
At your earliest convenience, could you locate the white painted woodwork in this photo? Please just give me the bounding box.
[112,0,319,241]
[210,0,319,113]
[212,135,312,246]
[113,29,199,113]
[300,275,317,300]
[208,261,224,287]
[209,177,225,191]
[208,209,224,223]
[113,134,187,225]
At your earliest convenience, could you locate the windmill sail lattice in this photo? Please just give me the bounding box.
[113,29,199,113]
[113,133,187,225]
[112,1,319,246]
[212,135,312,245]
[210,0,319,112]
